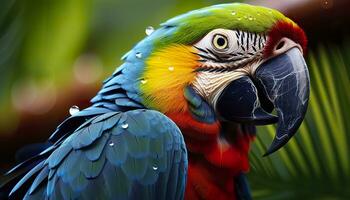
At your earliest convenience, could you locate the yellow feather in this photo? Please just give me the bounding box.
[140,44,199,113]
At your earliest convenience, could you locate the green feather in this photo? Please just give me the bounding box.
[155,3,289,48]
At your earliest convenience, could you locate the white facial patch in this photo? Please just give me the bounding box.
[194,28,267,69]
[192,60,263,108]
[191,28,267,109]
[192,70,245,107]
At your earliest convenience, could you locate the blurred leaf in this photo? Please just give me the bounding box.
[0,0,92,131]
[19,0,92,84]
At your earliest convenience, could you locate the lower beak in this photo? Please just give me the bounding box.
[216,48,310,155]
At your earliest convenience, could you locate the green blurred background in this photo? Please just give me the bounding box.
[1,0,350,199]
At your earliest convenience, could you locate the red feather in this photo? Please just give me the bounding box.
[264,20,308,58]
[167,111,255,199]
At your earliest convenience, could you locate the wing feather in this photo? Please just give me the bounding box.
[17,109,187,200]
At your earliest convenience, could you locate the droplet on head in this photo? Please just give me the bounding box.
[136,52,142,59]
[121,122,129,129]
[321,0,333,9]
[109,142,114,147]
[168,66,174,71]
[152,165,158,170]
[231,11,236,15]
[248,16,253,21]
[237,17,242,21]
[145,26,154,35]
[69,105,80,115]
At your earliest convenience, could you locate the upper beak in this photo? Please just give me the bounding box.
[216,39,310,156]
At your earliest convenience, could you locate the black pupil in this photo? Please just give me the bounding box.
[217,37,226,47]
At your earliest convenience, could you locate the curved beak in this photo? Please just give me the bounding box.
[216,47,310,156]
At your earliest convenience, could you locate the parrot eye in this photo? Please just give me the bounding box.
[212,34,228,50]
[194,28,268,70]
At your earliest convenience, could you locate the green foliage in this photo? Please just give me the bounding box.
[249,41,350,200]
[0,0,92,130]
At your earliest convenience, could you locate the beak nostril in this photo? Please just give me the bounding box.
[275,40,285,51]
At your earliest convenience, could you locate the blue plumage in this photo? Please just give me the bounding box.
[184,86,217,123]
[1,36,188,197]
[5,109,187,200]
[235,173,252,200]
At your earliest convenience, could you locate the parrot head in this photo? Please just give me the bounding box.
[119,3,309,155]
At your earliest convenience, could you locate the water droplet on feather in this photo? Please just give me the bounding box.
[141,79,147,84]
[136,52,142,59]
[145,26,154,35]
[121,123,129,129]
[69,105,80,115]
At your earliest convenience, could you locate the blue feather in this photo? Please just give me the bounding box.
[11,109,187,200]
[102,93,127,100]
[126,91,143,103]
[235,173,252,200]
[47,145,72,169]
[102,113,122,130]
[115,98,143,108]
[56,151,81,183]
[46,173,58,197]
[84,134,109,161]
[80,155,106,179]
[9,160,45,196]
[120,155,148,180]
[98,84,122,94]
[69,172,88,193]
[92,112,118,123]
[105,134,128,166]
[29,166,49,194]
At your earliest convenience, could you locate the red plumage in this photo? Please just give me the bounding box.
[167,111,254,200]
[264,20,308,58]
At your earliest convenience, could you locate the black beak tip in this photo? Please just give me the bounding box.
[262,134,290,156]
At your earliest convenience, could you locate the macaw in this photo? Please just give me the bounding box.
[0,3,309,200]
